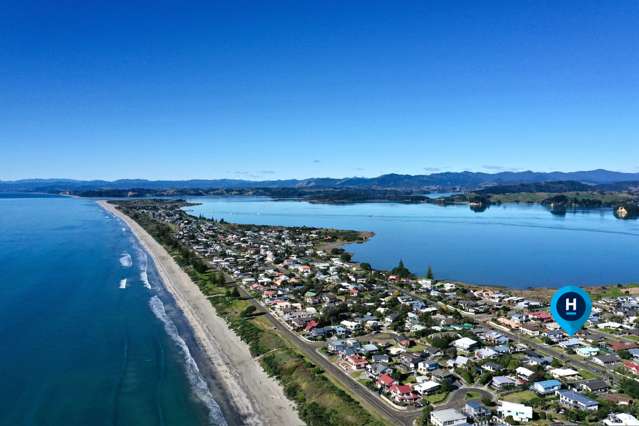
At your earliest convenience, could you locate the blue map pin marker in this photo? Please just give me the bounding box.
[550,286,592,336]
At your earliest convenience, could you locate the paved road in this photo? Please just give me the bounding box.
[236,285,421,426]
[438,387,494,410]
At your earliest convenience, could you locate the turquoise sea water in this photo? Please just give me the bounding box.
[185,196,639,287]
[0,195,231,426]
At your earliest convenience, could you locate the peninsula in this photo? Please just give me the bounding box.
[102,198,639,426]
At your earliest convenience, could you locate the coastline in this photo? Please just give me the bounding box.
[98,200,303,426]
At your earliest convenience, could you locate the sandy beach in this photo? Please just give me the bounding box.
[99,200,303,426]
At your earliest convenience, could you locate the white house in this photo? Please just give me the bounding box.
[497,401,533,423]
[603,413,639,426]
[430,408,468,426]
[413,380,441,395]
[453,337,478,352]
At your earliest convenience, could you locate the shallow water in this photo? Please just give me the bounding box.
[185,196,639,287]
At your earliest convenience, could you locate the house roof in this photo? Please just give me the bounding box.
[534,379,561,390]
[582,379,609,391]
[389,384,412,394]
[558,390,598,407]
[431,408,467,422]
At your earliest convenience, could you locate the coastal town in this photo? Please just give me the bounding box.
[115,199,639,426]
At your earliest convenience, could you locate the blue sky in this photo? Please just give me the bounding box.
[1,1,638,180]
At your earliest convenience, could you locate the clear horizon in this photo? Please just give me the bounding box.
[1,1,638,180]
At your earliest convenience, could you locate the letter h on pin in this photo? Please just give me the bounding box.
[565,298,577,316]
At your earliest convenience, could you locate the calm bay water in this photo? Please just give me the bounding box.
[0,195,230,426]
[185,196,639,287]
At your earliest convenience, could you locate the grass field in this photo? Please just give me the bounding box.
[503,390,536,403]
[425,391,449,404]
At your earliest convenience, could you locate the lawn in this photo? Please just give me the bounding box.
[425,391,449,404]
[464,391,482,400]
[503,390,536,403]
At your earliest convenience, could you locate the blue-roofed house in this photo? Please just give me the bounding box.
[557,390,599,411]
[463,400,491,419]
[532,379,562,395]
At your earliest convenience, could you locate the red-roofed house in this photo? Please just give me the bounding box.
[624,360,639,375]
[528,311,552,322]
[304,320,318,332]
[389,384,420,405]
[376,373,396,389]
[345,355,368,371]
[612,342,638,352]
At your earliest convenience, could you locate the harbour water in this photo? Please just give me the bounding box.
[184,196,639,287]
[0,195,231,426]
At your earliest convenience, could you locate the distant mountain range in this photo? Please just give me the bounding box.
[2,169,639,193]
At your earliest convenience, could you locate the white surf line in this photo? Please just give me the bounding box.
[119,278,127,289]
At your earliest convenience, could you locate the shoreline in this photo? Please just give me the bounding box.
[98,200,303,426]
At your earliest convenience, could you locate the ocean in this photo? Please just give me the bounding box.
[0,195,233,426]
[184,196,639,287]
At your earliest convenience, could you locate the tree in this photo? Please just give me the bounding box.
[420,405,433,425]
[426,265,434,280]
[391,260,412,278]
[241,305,257,317]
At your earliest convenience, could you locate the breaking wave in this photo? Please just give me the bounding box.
[119,278,127,289]
[119,252,133,268]
[137,249,152,289]
[149,296,227,426]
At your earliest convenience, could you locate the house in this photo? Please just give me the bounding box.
[417,360,440,374]
[359,343,379,355]
[449,355,470,368]
[576,346,599,358]
[515,366,536,382]
[475,347,497,360]
[624,360,639,376]
[372,354,390,364]
[532,379,561,395]
[559,338,582,349]
[430,408,468,426]
[549,368,579,379]
[579,379,609,394]
[304,319,318,332]
[611,342,638,352]
[399,352,425,371]
[388,384,420,405]
[413,380,441,395]
[394,334,412,347]
[527,311,552,322]
[603,413,639,426]
[367,363,392,378]
[340,320,362,332]
[481,362,503,373]
[453,337,479,353]
[557,390,599,411]
[431,369,456,384]
[594,353,621,366]
[497,401,533,423]
[519,323,541,337]
[376,373,396,389]
[491,376,516,390]
[344,354,368,371]
[463,400,490,419]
